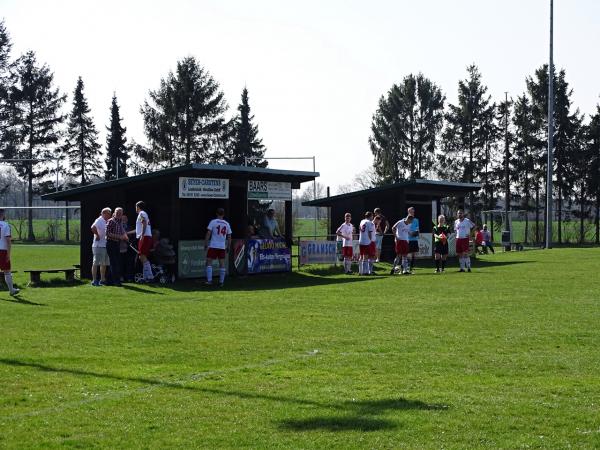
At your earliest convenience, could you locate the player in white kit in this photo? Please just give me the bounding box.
[205,208,232,287]
[358,211,376,275]
[336,213,354,275]
[0,209,19,295]
[454,209,475,272]
[391,215,413,275]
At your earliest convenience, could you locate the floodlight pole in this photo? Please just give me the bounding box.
[504,92,510,234]
[545,0,554,249]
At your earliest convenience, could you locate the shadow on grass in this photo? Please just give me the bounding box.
[0,295,46,306]
[25,279,86,289]
[121,284,166,295]
[162,271,384,293]
[0,358,448,432]
[278,416,396,432]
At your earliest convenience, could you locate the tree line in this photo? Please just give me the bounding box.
[0,20,266,240]
[369,65,600,244]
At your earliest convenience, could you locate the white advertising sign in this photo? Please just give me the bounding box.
[179,177,229,199]
[300,240,337,265]
[417,233,457,258]
[248,180,292,200]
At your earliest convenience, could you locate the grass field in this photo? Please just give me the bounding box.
[294,218,329,238]
[1,245,600,448]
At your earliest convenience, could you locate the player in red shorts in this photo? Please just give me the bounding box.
[205,208,232,287]
[336,213,355,275]
[454,209,475,272]
[135,201,154,282]
[0,209,19,296]
[358,211,375,275]
[391,215,413,275]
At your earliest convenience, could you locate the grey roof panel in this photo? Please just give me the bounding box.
[302,179,481,206]
[43,163,319,200]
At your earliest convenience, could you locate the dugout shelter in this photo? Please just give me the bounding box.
[43,164,318,278]
[302,179,481,258]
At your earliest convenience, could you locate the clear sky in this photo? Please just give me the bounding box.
[2,0,599,192]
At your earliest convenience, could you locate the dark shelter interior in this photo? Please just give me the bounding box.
[43,164,318,278]
[302,179,481,259]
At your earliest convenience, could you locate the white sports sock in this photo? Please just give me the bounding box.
[460,257,465,269]
[344,260,350,272]
[219,268,226,284]
[4,272,14,292]
[143,261,153,280]
[368,260,373,274]
[466,256,471,269]
[402,256,408,271]
[206,265,213,283]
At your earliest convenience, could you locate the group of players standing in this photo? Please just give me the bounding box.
[336,207,476,275]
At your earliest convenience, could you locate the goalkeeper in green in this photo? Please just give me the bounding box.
[432,215,451,273]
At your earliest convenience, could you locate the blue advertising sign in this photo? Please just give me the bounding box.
[246,238,291,274]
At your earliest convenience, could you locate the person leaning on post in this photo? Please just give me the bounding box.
[373,207,390,263]
[106,207,129,286]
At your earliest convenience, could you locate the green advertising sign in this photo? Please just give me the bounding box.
[178,240,229,279]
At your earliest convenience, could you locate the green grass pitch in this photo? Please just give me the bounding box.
[0,245,599,448]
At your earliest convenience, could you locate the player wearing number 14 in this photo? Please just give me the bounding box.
[205,208,232,287]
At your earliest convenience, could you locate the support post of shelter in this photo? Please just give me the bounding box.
[285,200,293,244]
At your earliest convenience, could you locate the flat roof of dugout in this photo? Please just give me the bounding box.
[44,163,318,201]
[302,179,480,208]
[42,163,319,278]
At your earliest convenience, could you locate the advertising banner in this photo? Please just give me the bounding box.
[179,177,229,199]
[246,238,291,274]
[417,233,433,258]
[232,239,247,275]
[178,240,229,278]
[299,240,337,265]
[419,233,457,257]
[247,180,292,200]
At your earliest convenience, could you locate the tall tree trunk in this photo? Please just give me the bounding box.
[65,201,70,241]
[580,193,585,244]
[80,141,85,185]
[27,163,35,241]
[543,184,548,247]
[524,177,530,244]
[558,184,562,244]
[535,184,540,245]
[596,194,600,245]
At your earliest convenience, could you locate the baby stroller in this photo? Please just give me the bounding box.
[130,238,177,284]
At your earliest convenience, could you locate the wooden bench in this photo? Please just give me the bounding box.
[24,269,77,286]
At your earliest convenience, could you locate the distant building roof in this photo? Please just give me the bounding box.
[302,179,481,207]
[43,163,319,201]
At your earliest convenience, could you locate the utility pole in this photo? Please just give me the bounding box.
[504,92,510,234]
[546,0,554,249]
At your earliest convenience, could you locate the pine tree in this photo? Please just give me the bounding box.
[569,121,589,243]
[64,77,101,185]
[588,106,600,244]
[0,20,13,149]
[105,93,128,180]
[512,94,545,243]
[370,73,445,182]
[141,57,228,167]
[439,65,497,213]
[3,51,65,240]
[526,66,582,243]
[226,87,267,167]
